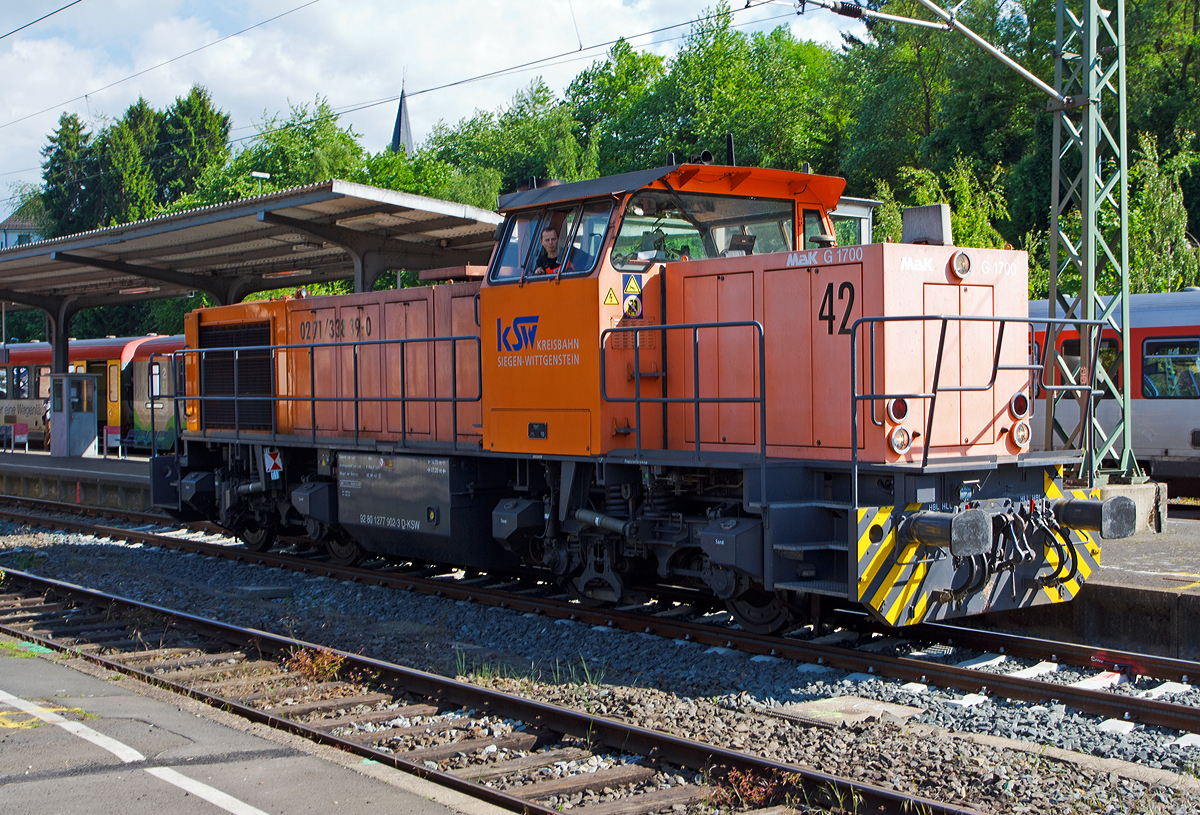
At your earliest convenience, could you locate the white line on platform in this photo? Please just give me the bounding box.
[145,767,271,815]
[2,687,269,815]
[0,688,145,763]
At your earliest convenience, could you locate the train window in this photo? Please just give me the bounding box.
[1142,338,1200,399]
[558,201,610,276]
[525,207,579,277]
[108,363,119,402]
[0,368,7,399]
[489,212,543,282]
[1061,338,1120,397]
[802,209,827,249]
[150,363,162,398]
[11,367,28,399]
[611,190,793,270]
[37,367,50,400]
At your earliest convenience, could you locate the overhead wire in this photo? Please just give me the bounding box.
[0,0,324,132]
[3,2,793,191]
[0,0,85,42]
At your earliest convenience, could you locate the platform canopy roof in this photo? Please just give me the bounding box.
[0,179,503,316]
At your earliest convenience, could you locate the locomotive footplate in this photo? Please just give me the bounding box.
[852,467,1134,626]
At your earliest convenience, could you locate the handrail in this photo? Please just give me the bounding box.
[154,334,483,455]
[600,319,768,500]
[849,313,1110,506]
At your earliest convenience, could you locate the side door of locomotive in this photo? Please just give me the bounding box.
[481,202,610,457]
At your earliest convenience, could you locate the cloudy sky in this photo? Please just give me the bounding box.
[0,0,864,214]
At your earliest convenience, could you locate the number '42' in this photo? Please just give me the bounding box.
[818,281,855,335]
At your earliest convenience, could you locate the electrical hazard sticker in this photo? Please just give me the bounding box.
[603,288,619,306]
[621,274,643,317]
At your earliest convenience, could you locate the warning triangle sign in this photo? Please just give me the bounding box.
[603,288,619,306]
[623,275,641,295]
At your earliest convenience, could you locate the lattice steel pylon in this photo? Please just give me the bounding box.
[1045,0,1141,482]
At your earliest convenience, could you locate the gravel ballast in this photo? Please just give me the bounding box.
[2,525,1199,814]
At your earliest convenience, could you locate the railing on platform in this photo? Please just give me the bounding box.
[151,334,482,455]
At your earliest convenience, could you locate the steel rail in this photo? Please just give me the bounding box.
[0,568,977,815]
[4,504,1199,733]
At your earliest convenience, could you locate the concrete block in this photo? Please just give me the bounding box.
[1099,481,1166,534]
[947,693,989,708]
[1071,670,1127,690]
[1007,661,1058,679]
[956,653,1007,669]
[780,695,923,727]
[1099,718,1135,734]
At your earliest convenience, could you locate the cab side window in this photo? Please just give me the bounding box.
[802,209,826,249]
[490,213,543,282]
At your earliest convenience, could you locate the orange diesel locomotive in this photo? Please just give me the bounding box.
[153,164,1133,631]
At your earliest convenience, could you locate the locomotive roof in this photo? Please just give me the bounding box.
[497,164,846,213]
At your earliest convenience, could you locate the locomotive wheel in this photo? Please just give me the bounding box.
[238,522,277,552]
[566,578,617,608]
[325,535,364,567]
[726,589,790,635]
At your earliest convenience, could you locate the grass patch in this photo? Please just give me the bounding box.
[0,640,39,658]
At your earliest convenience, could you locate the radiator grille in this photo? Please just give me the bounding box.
[199,323,273,431]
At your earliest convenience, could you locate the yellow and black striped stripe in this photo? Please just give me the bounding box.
[852,467,1102,626]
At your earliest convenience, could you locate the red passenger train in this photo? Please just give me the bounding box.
[1031,290,1200,493]
[152,164,1134,631]
[0,335,182,449]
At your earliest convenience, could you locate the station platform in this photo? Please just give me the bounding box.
[0,450,152,512]
[978,512,1200,660]
[0,636,502,815]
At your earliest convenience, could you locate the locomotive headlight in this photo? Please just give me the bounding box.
[886,398,909,423]
[889,425,913,455]
[950,250,972,279]
[1011,419,1032,448]
[1009,391,1031,419]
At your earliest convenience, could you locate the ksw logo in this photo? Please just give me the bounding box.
[786,250,820,267]
[900,256,935,272]
[498,315,539,352]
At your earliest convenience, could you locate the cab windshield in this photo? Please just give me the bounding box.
[611,190,794,270]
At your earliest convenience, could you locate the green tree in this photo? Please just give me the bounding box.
[426,79,597,197]
[567,39,665,175]
[176,97,365,208]
[41,113,101,237]
[156,85,232,205]
[98,98,161,225]
[1129,132,1200,291]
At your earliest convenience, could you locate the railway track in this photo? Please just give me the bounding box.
[0,568,974,815]
[2,498,1199,739]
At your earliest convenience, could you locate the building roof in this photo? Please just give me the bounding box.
[0,213,40,232]
[0,179,502,314]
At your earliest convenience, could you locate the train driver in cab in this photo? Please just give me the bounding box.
[532,225,561,274]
